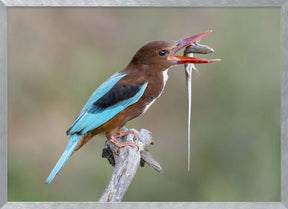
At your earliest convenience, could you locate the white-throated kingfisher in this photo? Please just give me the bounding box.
[45,30,220,184]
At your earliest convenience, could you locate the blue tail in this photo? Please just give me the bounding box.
[45,134,82,184]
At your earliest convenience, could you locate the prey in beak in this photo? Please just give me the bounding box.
[178,31,220,172]
[168,30,221,64]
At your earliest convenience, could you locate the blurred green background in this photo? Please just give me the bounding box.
[7,8,280,201]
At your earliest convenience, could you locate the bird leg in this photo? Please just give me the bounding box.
[109,130,139,153]
[114,130,138,139]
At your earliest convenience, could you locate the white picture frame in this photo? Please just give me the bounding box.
[1,0,287,208]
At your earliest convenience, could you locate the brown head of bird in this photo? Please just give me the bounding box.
[128,30,220,72]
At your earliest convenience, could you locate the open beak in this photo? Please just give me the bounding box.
[167,30,221,64]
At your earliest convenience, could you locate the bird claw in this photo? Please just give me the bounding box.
[109,130,139,153]
[114,130,138,140]
[111,139,138,153]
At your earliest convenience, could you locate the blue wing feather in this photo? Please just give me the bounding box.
[46,72,148,184]
[79,72,126,113]
[67,73,148,135]
[79,83,147,134]
[45,134,82,184]
[67,72,126,135]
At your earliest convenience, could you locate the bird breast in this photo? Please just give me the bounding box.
[141,68,169,114]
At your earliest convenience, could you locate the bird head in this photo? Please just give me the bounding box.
[130,30,220,71]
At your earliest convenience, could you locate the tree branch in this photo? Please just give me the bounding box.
[99,127,162,202]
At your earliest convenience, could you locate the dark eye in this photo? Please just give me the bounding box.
[159,50,169,56]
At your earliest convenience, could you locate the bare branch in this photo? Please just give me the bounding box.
[99,127,162,202]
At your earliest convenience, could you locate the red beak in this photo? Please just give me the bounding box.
[168,30,221,64]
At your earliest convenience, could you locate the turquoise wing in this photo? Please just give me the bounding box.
[79,72,126,113]
[67,73,148,135]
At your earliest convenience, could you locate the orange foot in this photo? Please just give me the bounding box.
[114,130,138,139]
[109,130,138,153]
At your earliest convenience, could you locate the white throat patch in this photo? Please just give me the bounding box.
[142,68,169,114]
[162,68,169,86]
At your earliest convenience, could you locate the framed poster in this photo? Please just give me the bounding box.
[0,0,287,208]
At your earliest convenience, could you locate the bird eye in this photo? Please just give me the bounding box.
[159,50,169,56]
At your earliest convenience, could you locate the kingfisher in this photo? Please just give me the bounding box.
[45,30,220,184]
